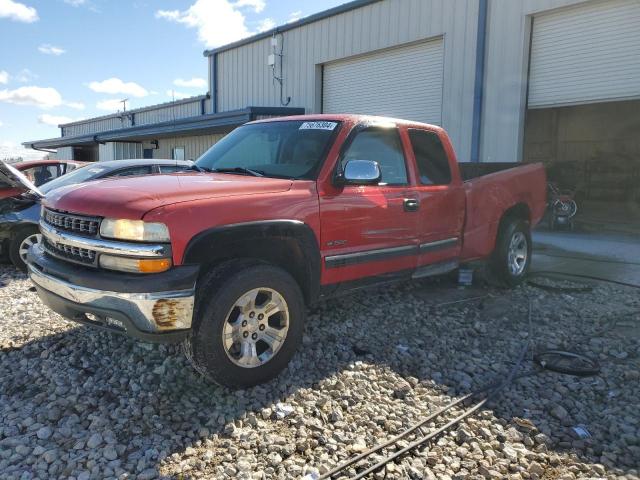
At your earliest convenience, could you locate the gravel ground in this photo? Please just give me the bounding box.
[1,264,639,480]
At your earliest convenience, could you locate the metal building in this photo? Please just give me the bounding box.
[25,0,640,166]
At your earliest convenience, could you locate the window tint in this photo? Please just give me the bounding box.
[341,128,407,185]
[109,166,152,177]
[409,129,452,185]
[23,165,60,186]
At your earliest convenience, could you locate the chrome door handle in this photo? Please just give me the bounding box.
[403,198,420,212]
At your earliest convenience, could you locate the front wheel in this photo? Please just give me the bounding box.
[184,261,305,389]
[9,227,42,272]
[489,219,532,287]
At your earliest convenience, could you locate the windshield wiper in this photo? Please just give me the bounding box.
[210,167,264,177]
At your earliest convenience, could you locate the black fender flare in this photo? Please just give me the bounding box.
[182,220,321,305]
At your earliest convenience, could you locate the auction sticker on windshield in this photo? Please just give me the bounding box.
[299,121,338,131]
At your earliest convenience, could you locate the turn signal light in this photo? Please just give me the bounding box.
[99,255,172,273]
[138,258,172,273]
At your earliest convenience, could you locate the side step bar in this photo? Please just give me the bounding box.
[412,260,459,279]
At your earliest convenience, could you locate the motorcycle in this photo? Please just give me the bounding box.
[547,182,578,230]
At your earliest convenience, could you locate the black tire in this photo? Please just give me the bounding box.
[9,226,41,272]
[489,218,532,287]
[184,260,305,389]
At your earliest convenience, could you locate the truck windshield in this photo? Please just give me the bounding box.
[195,120,340,180]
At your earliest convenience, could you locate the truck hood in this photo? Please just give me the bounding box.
[44,172,293,219]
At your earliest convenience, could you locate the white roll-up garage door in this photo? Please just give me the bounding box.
[529,0,640,108]
[323,39,444,124]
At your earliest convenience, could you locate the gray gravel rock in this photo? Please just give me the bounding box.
[0,265,638,479]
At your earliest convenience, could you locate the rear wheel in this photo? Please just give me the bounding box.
[489,218,532,287]
[184,261,305,388]
[9,227,41,272]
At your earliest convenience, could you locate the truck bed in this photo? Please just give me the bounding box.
[459,162,547,262]
[459,162,523,182]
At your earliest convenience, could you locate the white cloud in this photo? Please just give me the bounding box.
[63,0,85,5]
[0,0,38,23]
[0,120,3,127]
[0,140,46,161]
[156,0,272,48]
[257,17,275,32]
[88,77,148,97]
[38,44,66,55]
[38,113,73,126]
[288,10,302,23]
[233,0,264,13]
[96,98,128,111]
[173,77,207,89]
[166,90,190,100]
[0,86,62,109]
[0,85,83,110]
[0,70,8,84]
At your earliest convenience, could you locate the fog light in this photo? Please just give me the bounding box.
[99,255,172,273]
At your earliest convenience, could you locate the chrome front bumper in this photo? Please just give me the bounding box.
[28,261,195,337]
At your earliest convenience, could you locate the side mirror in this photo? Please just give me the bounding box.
[339,159,381,186]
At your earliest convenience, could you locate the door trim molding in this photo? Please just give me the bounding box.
[324,237,459,269]
[419,237,459,253]
[325,244,416,268]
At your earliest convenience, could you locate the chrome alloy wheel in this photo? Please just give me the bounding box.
[19,233,42,263]
[507,231,528,276]
[222,287,290,368]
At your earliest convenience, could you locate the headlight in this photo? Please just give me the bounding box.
[100,219,170,242]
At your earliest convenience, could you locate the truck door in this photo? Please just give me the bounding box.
[319,125,420,286]
[405,128,465,269]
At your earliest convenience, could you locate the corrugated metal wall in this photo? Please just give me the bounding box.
[216,0,480,161]
[156,134,226,160]
[54,147,73,160]
[481,0,591,162]
[62,98,206,137]
[98,142,144,161]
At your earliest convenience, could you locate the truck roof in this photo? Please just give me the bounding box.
[248,113,444,131]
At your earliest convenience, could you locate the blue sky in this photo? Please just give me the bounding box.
[0,0,345,160]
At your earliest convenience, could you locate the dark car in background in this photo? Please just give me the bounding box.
[0,159,194,271]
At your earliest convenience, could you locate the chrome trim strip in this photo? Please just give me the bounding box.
[325,244,417,268]
[40,221,171,258]
[419,237,459,253]
[28,263,194,331]
[325,237,459,269]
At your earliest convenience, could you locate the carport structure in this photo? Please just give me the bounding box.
[23,104,303,162]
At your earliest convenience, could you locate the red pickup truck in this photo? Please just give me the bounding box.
[23,115,546,388]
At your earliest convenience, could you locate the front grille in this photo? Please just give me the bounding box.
[43,238,97,266]
[43,208,101,237]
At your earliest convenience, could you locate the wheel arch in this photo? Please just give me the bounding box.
[182,220,321,306]
[491,202,532,253]
[500,202,531,228]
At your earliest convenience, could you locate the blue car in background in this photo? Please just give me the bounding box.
[0,159,194,271]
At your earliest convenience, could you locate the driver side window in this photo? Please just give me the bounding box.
[341,128,408,185]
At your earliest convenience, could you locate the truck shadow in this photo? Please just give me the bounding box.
[1,274,638,478]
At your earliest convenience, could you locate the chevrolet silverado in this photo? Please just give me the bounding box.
[21,115,546,388]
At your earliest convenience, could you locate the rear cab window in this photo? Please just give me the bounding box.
[408,129,452,185]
